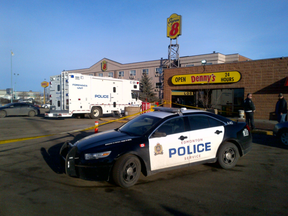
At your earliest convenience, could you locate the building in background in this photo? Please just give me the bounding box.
[65,52,250,99]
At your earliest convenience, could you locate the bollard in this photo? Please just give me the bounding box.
[95,121,99,133]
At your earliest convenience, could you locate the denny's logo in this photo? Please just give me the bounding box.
[171,71,241,85]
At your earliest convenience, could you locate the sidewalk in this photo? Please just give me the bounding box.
[230,118,277,135]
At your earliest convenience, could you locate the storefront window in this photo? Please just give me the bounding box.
[171,88,244,117]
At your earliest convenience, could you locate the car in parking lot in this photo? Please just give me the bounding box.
[273,121,288,145]
[0,102,40,118]
[60,107,252,188]
[41,104,50,109]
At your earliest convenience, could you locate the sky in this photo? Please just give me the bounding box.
[1,0,288,92]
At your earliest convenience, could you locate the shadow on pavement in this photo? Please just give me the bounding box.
[40,131,92,174]
[252,133,288,150]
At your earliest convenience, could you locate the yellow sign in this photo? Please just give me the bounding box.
[167,13,182,39]
[172,91,194,96]
[171,71,241,85]
[41,81,49,88]
[101,60,107,72]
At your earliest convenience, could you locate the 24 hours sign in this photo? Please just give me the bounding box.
[171,71,242,85]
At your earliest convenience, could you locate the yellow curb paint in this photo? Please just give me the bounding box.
[0,134,55,145]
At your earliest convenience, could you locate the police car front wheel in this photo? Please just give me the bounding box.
[217,142,239,169]
[112,154,141,188]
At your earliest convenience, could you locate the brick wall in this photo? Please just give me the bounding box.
[163,57,288,119]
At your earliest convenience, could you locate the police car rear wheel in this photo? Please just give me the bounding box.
[112,154,141,188]
[279,129,288,146]
[217,142,239,169]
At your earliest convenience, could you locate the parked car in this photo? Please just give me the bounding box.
[41,104,50,109]
[60,107,252,188]
[0,102,40,118]
[273,121,288,145]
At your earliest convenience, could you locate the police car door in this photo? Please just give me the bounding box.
[149,117,190,171]
[187,115,225,162]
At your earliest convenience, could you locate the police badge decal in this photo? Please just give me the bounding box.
[154,143,163,155]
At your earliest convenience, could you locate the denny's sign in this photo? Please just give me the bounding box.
[171,71,241,85]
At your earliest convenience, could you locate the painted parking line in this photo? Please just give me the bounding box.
[0,134,55,145]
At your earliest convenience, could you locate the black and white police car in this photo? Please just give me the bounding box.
[60,107,252,188]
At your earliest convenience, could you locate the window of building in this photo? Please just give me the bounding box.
[118,71,124,77]
[142,69,149,75]
[98,73,103,77]
[155,68,162,73]
[108,72,113,77]
[130,70,136,76]
[186,64,194,67]
[156,82,162,88]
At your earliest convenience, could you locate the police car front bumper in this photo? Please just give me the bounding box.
[59,142,112,181]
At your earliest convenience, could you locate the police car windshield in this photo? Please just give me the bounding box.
[119,115,161,136]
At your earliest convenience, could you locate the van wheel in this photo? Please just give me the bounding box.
[217,142,239,169]
[112,154,141,188]
[90,107,102,119]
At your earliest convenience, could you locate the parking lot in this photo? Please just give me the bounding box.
[0,113,287,216]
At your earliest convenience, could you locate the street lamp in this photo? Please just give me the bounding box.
[201,59,207,65]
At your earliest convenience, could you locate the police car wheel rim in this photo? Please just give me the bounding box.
[280,132,288,145]
[223,148,236,164]
[123,162,137,182]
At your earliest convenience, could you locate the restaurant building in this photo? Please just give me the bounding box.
[163,57,288,119]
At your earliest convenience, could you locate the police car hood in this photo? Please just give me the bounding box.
[76,129,135,152]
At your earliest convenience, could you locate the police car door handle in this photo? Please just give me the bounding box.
[178,136,188,141]
[215,130,222,135]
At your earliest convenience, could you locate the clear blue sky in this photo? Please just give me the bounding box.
[1,0,288,92]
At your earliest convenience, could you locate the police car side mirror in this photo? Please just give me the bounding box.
[152,131,167,138]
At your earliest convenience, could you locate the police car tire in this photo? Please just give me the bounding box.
[279,129,288,146]
[90,107,102,119]
[112,154,141,188]
[217,142,239,169]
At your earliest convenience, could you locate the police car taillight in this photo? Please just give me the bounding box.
[245,124,251,132]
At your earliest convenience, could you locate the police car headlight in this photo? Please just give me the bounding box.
[84,151,111,160]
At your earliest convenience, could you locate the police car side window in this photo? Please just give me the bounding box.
[208,117,224,127]
[188,116,210,130]
[157,117,185,135]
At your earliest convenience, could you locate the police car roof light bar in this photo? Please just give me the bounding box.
[153,107,185,115]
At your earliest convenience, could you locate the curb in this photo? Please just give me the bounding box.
[252,130,273,136]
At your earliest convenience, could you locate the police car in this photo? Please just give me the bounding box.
[60,107,252,188]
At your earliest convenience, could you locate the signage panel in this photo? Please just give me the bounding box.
[167,13,182,39]
[101,60,107,72]
[41,81,49,88]
[171,71,241,85]
[172,91,194,96]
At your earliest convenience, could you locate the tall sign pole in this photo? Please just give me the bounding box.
[41,81,49,104]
